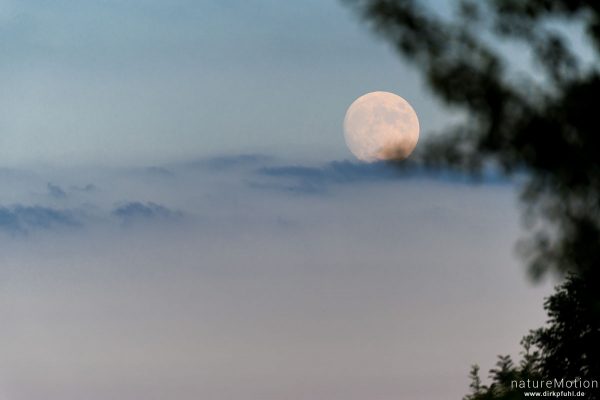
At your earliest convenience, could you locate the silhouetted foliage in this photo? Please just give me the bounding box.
[345,0,600,280]
[344,1,600,397]
[534,274,600,389]
[463,276,600,399]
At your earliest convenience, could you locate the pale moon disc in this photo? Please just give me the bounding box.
[344,91,420,162]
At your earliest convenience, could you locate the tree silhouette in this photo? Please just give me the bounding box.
[344,0,600,397]
[345,0,599,280]
[463,275,600,399]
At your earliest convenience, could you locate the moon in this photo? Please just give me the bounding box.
[344,91,420,162]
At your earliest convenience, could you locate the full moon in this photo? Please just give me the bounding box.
[344,91,420,162]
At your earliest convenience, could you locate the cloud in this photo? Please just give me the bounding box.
[251,160,409,194]
[260,160,407,181]
[0,205,80,234]
[70,183,97,192]
[0,154,509,235]
[47,183,67,199]
[246,179,327,195]
[112,202,183,225]
[253,159,509,194]
[182,153,273,171]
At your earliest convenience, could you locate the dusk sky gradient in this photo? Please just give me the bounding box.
[0,1,554,400]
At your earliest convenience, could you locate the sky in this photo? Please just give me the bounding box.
[0,0,459,167]
[0,1,554,400]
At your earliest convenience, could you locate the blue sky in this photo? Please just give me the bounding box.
[0,2,554,400]
[0,0,457,166]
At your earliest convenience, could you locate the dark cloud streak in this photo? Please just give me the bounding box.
[112,202,183,225]
[0,205,80,235]
[47,183,67,199]
[252,159,508,194]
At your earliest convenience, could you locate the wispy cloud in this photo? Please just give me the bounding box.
[182,154,274,171]
[0,205,80,234]
[251,159,507,194]
[259,160,406,181]
[251,161,400,194]
[0,154,509,235]
[112,202,183,225]
[47,183,67,199]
